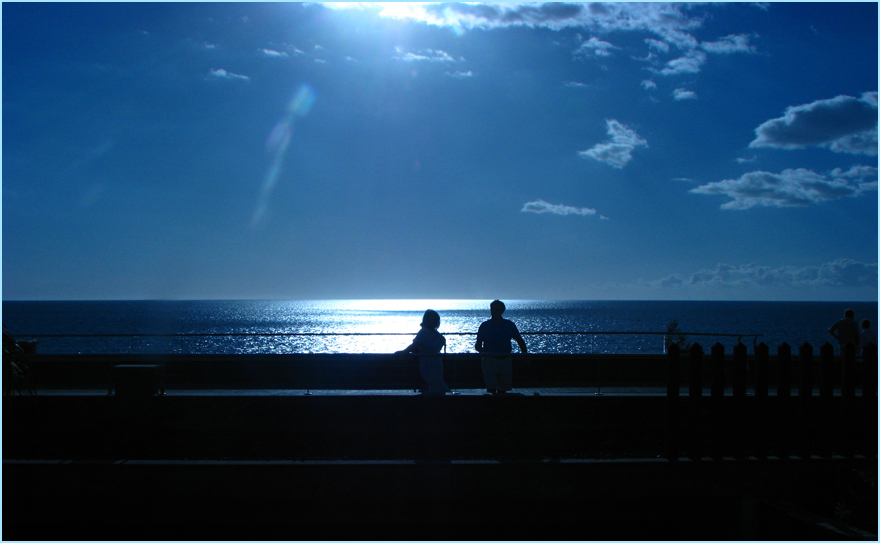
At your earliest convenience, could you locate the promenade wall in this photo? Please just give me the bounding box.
[4,347,876,540]
[26,351,865,390]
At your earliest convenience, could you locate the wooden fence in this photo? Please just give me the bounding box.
[667,341,877,459]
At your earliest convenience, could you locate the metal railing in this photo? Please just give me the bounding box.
[16,331,763,355]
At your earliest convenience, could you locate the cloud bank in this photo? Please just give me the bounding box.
[689,166,877,209]
[750,92,878,156]
[327,3,760,78]
[649,259,878,290]
[579,119,647,169]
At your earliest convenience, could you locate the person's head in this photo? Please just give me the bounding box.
[845,309,855,319]
[862,319,871,330]
[421,309,440,329]
[490,300,505,318]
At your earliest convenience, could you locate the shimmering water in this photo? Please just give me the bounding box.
[3,299,877,355]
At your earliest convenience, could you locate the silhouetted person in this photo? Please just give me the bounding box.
[829,308,860,354]
[396,309,451,395]
[475,300,527,394]
[859,319,876,357]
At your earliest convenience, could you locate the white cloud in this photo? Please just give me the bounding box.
[579,119,648,169]
[259,48,289,58]
[445,70,473,79]
[673,88,697,100]
[649,259,878,290]
[641,79,657,90]
[394,47,456,62]
[575,36,618,57]
[700,33,757,54]
[750,93,878,156]
[689,166,878,209]
[565,81,589,88]
[521,199,599,217]
[656,49,706,75]
[645,38,669,53]
[207,68,249,81]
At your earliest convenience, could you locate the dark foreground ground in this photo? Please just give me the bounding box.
[4,388,877,540]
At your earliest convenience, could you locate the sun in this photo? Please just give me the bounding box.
[323,3,439,22]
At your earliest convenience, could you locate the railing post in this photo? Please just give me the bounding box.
[666,343,680,459]
[865,343,878,398]
[798,343,813,459]
[777,342,791,399]
[799,343,813,399]
[754,342,769,459]
[732,342,748,458]
[755,342,769,399]
[777,343,792,459]
[819,342,836,400]
[863,343,878,456]
[710,343,725,459]
[733,342,747,398]
[711,343,725,399]
[841,342,857,457]
[688,343,704,459]
[689,342,704,398]
[667,343,680,398]
[818,342,836,458]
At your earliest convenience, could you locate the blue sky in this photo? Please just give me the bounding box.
[2,2,877,301]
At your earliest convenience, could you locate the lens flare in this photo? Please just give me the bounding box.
[252,84,316,229]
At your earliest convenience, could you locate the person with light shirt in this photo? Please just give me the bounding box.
[475,300,528,395]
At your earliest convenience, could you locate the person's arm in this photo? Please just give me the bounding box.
[514,332,527,354]
[396,330,424,354]
[475,326,485,353]
[828,322,839,342]
[395,342,418,355]
[511,323,527,354]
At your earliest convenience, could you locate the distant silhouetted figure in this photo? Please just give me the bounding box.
[396,309,451,395]
[859,319,876,357]
[829,308,860,354]
[475,300,527,394]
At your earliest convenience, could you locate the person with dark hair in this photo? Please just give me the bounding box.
[396,309,451,395]
[475,300,527,394]
[828,308,860,354]
[859,319,876,356]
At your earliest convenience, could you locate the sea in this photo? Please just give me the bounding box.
[2,300,877,356]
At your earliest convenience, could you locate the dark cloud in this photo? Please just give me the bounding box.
[650,260,878,289]
[689,167,877,209]
[750,93,878,155]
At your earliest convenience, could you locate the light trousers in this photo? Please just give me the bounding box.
[419,355,451,395]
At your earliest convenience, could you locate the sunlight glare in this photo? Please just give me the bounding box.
[341,299,483,312]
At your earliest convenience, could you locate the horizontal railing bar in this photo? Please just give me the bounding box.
[16,332,761,338]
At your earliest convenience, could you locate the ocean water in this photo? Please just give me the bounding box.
[2,300,877,356]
